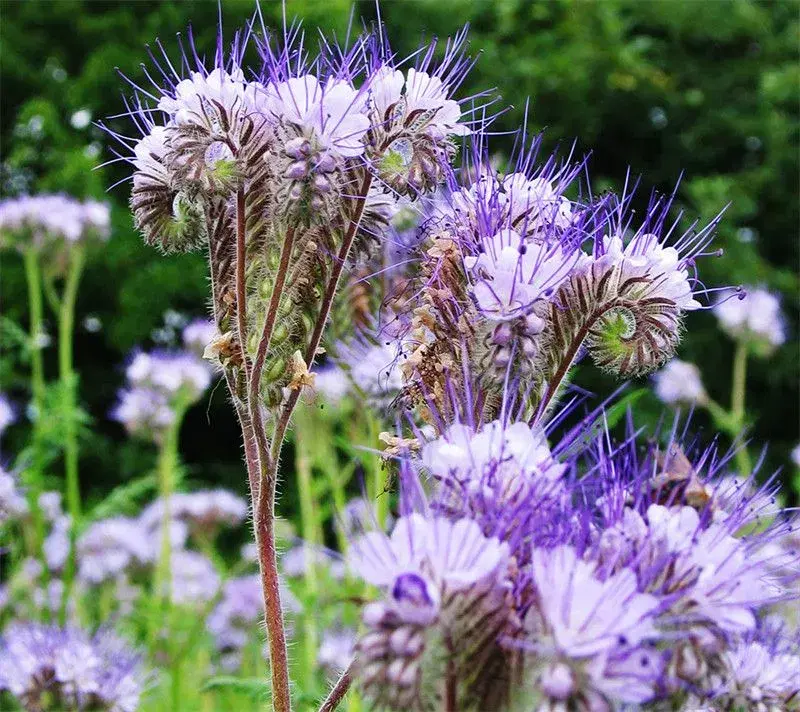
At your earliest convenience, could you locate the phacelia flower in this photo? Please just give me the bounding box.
[264,75,369,158]
[0,623,146,712]
[653,359,708,406]
[168,550,220,605]
[0,194,111,251]
[0,467,28,524]
[0,393,16,437]
[208,574,300,670]
[422,419,567,512]
[158,66,249,127]
[318,628,356,677]
[139,489,248,539]
[77,517,151,584]
[349,514,512,708]
[526,545,662,706]
[464,229,580,321]
[182,318,220,358]
[714,286,786,353]
[718,639,800,709]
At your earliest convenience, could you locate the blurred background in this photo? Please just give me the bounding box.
[1,0,798,512]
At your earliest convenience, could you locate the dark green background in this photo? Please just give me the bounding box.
[1,0,797,506]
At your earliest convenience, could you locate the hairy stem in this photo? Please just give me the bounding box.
[730,339,752,475]
[319,664,354,712]
[233,188,292,712]
[445,654,458,712]
[271,172,374,459]
[59,245,86,617]
[537,305,604,417]
[235,188,251,382]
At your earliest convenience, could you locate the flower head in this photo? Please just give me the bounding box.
[714,286,786,353]
[653,359,707,406]
[0,623,146,712]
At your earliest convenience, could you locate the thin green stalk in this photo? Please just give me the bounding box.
[364,411,389,530]
[59,245,86,611]
[149,403,185,656]
[23,249,46,417]
[22,248,50,620]
[730,340,752,475]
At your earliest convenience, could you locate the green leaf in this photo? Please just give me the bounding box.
[200,676,271,700]
[86,473,157,523]
[562,388,647,460]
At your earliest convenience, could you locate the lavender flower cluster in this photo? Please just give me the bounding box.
[112,321,216,442]
[0,623,145,712]
[347,410,800,710]
[0,194,110,249]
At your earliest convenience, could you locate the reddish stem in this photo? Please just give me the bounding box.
[271,172,374,458]
[318,664,353,712]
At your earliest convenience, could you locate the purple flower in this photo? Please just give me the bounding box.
[169,550,220,605]
[262,75,370,158]
[714,286,786,352]
[208,575,300,666]
[139,489,247,538]
[653,359,708,406]
[0,393,16,437]
[525,545,662,704]
[318,628,356,676]
[349,514,512,707]
[464,229,581,321]
[0,467,28,524]
[0,194,111,249]
[0,623,145,711]
[77,516,151,584]
[182,318,219,358]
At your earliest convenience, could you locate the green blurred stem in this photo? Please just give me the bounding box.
[730,340,752,475]
[365,412,389,530]
[24,249,46,416]
[22,249,50,620]
[295,417,320,683]
[59,246,85,614]
[150,402,186,654]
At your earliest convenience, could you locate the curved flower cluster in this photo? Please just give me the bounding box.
[0,194,110,250]
[390,141,718,423]
[0,622,145,712]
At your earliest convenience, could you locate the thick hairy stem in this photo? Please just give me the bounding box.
[59,245,86,620]
[271,172,374,458]
[730,340,752,474]
[318,664,353,712]
[233,187,292,711]
[537,308,603,418]
[253,466,292,712]
[445,637,458,712]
